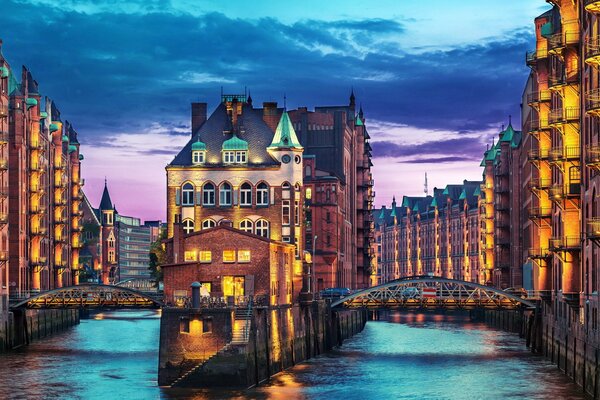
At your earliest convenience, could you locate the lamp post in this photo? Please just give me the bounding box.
[312,235,317,294]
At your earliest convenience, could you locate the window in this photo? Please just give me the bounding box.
[202,219,216,229]
[183,219,194,234]
[282,200,290,225]
[305,187,312,200]
[202,318,213,333]
[203,183,215,206]
[107,237,115,248]
[192,151,205,164]
[108,250,115,262]
[223,151,235,164]
[238,250,251,263]
[104,211,113,225]
[223,250,236,263]
[255,219,269,237]
[180,317,190,333]
[184,251,197,262]
[257,182,269,206]
[182,182,194,206]
[219,183,232,206]
[199,251,212,263]
[294,200,300,225]
[239,219,253,233]
[236,151,247,163]
[240,183,252,206]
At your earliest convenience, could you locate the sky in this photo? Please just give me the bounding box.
[0,0,549,220]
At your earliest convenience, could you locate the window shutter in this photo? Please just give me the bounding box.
[196,191,202,205]
[175,188,181,206]
[233,190,238,206]
[271,187,275,205]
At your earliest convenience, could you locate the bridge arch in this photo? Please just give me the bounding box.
[331,277,536,309]
[11,284,164,309]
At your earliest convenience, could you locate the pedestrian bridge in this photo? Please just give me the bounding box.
[331,277,536,310]
[10,284,164,309]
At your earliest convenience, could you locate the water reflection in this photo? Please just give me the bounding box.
[0,310,588,400]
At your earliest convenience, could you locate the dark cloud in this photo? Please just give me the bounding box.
[372,136,486,160]
[397,156,478,164]
[0,0,533,146]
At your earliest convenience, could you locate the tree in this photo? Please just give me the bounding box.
[148,229,167,285]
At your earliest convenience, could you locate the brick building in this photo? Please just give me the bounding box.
[163,225,297,306]
[0,40,84,300]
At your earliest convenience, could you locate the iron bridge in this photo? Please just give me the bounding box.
[10,284,164,309]
[331,277,536,310]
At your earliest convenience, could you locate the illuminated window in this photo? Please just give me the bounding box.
[257,182,269,205]
[305,188,312,200]
[255,219,269,238]
[184,251,197,262]
[239,219,253,233]
[238,250,251,263]
[192,151,205,165]
[108,250,115,262]
[236,151,247,164]
[107,237,115,248]
[240,182,252,206]
[223,250,236,263]
[199,251,212,263]
[183,218,194,234]
[203,183,215,206]
[201,219,216,229]
[294,200,300,225]
[182,182,194,206]
[219,183,232,206]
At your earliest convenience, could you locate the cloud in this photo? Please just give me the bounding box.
[398,156,478,164]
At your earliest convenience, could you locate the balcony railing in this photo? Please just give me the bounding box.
[586,0,600,14]
[547,33,564,53]
[54,161,66,170]
[587,89,600,116]
[528,207,552,219]
[548,107,580,125]
[526,49,548,66]
[527,148,549,161]
[528,177,551,190]
[526,90,551,105]
[528,118,550,133]
[31,256,47,266]
[549,236,581,251]
[54,199,67,207]
[31,226,47,236]
[549,146,580,162]
[586,145,600,168]
[528,248,551,259]
[587,218,600,239]
[586,37,600,66]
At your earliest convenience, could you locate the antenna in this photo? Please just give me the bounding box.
[424,172,428,196]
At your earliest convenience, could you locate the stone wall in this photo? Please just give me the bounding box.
[0,308,80,351]
[158,302,367,388]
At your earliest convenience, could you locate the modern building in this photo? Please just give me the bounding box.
[0,40,84,300]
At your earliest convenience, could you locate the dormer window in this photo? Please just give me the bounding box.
[222,133,248,165]
[192,151,205,164]
[223,151,235,164]
[236,151,247,163]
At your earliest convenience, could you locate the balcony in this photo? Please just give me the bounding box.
[586,0,600,14]
[527,148,549,161]
[72,225,84,232]
[54,180,65,189]
[54,199,67,207]
[528,248,551,260]
[549,146,580,163]
[31,256,47,266]
[0,105,7,118]
[29,162,43,172]
[55,217,68,225]
[586,89,600,116]
[0,213,7,224]
[528,118,550,134]
[30,204,44,214]
[549,236,581,251]
[30,142,44,151]
[72,242,83,249]
[547,33,564,54]
[0,159,7,171]
[548,107,580,125]
[72,210,84,217]
[549,183,580,200]
[0,251,7,262]
[587,218,600,240]
[586,145,600,168]
[586,37,600,66]
[0,131,7,144]
[528,207,552,219]
[54,161,66,170]
[526,90,551,106]
[31,226,47,236]
[528,177,551,190]
[526,49,548,66]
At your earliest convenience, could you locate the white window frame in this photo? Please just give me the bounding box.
[192,151,205,165]
[202,219,216,230]
[183,218,194,234]
[255,219,269,238]
[220,183,232,206]
[240,183,252,206]
[223,151,235,164]
[203,183,215,206]
[236,151,247,164]
[182,183,194,206]
[239,219,254,233]
[257,183,269,206]
[282,200,291,226]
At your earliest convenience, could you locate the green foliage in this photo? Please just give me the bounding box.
[148,229,167,284]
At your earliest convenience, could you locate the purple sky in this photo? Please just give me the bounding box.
[0,0,548,221]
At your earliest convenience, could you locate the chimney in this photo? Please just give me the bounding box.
[231,97,239,128]
[263,101,279,132]
[172,221,185,264]
[191,102,207,135]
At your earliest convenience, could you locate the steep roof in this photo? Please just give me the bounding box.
[99,181,114,211]
[169,103,279,167]
[269,111,302,149]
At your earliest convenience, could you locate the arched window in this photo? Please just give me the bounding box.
[239,219,254,233]
[240,182,252,206]
[202,219,216,229]
[257,182,269,206]
[219,182,232,206]
[305,165,312,177]
[182,182,194,206]
[282,182,291,190]
[183,218,194,234]
[203,183,215,206]
[255,219,269,238]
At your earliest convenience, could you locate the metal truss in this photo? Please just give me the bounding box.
[11,284,164,309]
[332,277,536,310]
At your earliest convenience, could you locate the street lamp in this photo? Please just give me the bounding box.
[312,235,317,294]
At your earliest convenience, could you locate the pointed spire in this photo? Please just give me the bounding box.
[99,179,114,211]
[508,114,512,126]
[359,104,364,119]
[349,88,355,108]
[247,90,253,106]
[283,93,287,110]
[269,111,303,150]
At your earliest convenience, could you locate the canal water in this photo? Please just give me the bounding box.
[0,310,587,399]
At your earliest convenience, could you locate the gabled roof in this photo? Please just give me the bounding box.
[269,111,302,149]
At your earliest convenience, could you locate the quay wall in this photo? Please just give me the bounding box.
[483,304,600,399]
[158,302,367,387]
[0,309,80,351]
